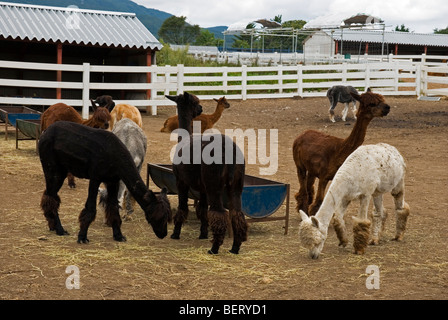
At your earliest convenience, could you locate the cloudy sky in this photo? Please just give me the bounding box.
[133,0,448,33]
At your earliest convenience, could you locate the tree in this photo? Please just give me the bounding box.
[434,26,448,34]
[395,24,410,32]
[158,16,200,44]
[194,29,219,46]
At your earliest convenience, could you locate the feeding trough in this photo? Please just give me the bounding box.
[0,106,41,140]
[146,163,290,234]
[15,119,41,153]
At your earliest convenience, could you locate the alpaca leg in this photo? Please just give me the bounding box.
[352,196,371,254]
[332,206,349,247]
[308,179,328,216]
[67,172,76,188]
[295,166,309,214]
[328,101,337,122]
[392,181,410,241]
[227,177,248,254]
[352,101,357,120]
[171,183,189,239]
[370,195,387,245]
[106,182,126,242]
[229,209,248,254]
[342,103,349,121]
[41,173,68,236]
[78,180,101,243]
[208,210,228,254]
[196,193,209,239]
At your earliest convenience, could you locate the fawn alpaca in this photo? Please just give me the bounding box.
[160,97,230,133]
[299,143,410,259]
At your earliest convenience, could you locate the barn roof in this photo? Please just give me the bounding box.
[328,29,448,47]
[0,1,162,50]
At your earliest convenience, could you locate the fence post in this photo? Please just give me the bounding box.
[365,64,371,90]
[297,64,303,98]
[82,62,90,119]
[177,64,184,95]
[222,66,228,94]
[415,64,422,96]
[342,63,347,83]
[278,64,283,94]
[242,65,247,100]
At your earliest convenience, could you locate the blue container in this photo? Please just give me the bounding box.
[147,163,289,219]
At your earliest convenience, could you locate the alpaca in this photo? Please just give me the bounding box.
[166,92,248,254]
[298,143,410,259]
[160,97,230,133]
[99,118,147,220]
[38,121,171,243]
[293,88,390,216]
[40,100,112,188]
[109,104,143,130]
[327,85,359,122]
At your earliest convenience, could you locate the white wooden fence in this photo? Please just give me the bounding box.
[0,58,446,117]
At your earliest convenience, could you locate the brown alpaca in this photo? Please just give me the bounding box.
[40,99,112,188]
[109,104,143,130]
[160,97,230,133]
[292,88,390,216]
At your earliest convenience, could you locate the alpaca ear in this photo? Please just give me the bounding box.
[90,99,98,111]
[311,216,319,228]
[299,210,309,222]
[160,187,168,196]
[366,87,372,92]
[213,98,218,102]
[165,95,178,103]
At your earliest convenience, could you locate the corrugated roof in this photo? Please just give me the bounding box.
[328,29,448,47]
[0,1,162,50]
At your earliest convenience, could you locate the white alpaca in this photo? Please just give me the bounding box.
[299,143,410,259]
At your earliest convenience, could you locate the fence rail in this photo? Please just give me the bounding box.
[0,57,446,117]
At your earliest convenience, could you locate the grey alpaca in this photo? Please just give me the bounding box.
[100,118,147,219]
[327,85,359,122]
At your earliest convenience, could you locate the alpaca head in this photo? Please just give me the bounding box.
[90,96,114,129]
[166,92,203,122]
[143,188,172,239]
[298,210,327,259]
[92,95,115,111]
[351,88,390,119]
[214,96,230,109]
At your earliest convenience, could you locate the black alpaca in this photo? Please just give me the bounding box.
[166,92,248,254]
[39,121,171,243]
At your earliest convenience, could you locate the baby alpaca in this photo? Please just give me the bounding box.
[299,143,410,259]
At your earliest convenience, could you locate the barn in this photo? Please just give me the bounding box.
[0,1,162,102]
[304,29,448,57]
[303,12,448,58]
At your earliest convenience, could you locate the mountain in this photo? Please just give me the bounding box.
[4,0,173,36]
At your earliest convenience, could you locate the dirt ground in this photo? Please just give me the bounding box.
[0,95,447,302]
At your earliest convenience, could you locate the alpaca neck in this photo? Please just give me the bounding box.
[209,105,225,124]
[338,113,372,161]
[315,186,346,231]
[82,117,94,127]
[118,162,149,208]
